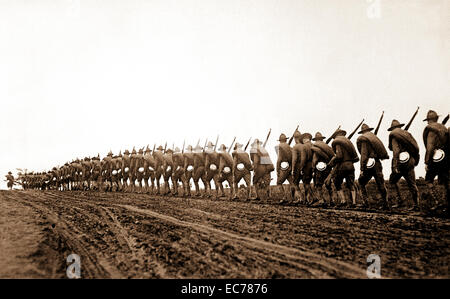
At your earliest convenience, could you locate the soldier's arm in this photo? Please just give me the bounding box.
[360,142,369,171]
[391,138,400,171]
[334,144,343,162]
[291,147,298,169]
[312,152,319,168]
[299,147,306,171]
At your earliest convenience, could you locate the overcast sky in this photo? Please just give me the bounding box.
[0,0,449,189]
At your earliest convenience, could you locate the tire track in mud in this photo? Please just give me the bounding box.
[118,204,366,278]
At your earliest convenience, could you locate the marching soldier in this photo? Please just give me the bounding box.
[217,144,234,199]
[183,145,195,197]
[171,147,185,196]
[129,147,139,192]
[153,145,165,195]
[91,155,102,191]
[311,132,335,207]
[250,139,274,200]
[204,141,221,199]
[422,110,449,214]
[135,148,146,193]
[356,124,390,209]
[326,129,359,207]
[111,152,122,192]
[291,131,314,204]
[5,171,14,190]
[387,120,420,210]
[276,133,293,201]
[81,157,92,190]
[102,151,114,192]
[232,142,253,199]
[193,144,207,197]
[143,146,156,194]
[121,149,131,192]
[162,148,174,195]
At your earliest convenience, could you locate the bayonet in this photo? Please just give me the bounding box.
[348,119,364,140]
[374,111,384,135]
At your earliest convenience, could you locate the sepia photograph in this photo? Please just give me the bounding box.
[0,0,448,289]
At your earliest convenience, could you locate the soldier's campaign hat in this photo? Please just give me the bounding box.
[301,133,312,142]
[206,141,215,148]
[144,146,151,153]
[186,145,193,151]
[335,129,347,136]
[358,124,374,134]
[234,142,243,150]
[387,119,405,131]
[124,149,130,155]
[293,130,302,139]
[132,147,137,154]
[312,132,326,141]
[173,147,181,153]
[251,139,263,147]
[107,150,113,157]
[8,171,12,174]
[194,144,203,151]
[278,134,288,142]
[156,145,164,151]
[423,110,440,121]
[166,148,174,154]
[218,144,227,152]
[138,148,144,154]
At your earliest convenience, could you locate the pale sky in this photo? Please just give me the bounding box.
[1,0,449,188]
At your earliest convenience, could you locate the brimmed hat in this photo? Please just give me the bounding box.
[278,133,287,142]
[251,139,262,147]
[8,171,12,174]
[156,145,164,151]
[138,148,144,154]
[206,141,215,148]
[312,132,326,141]
[387,119,405,131]
[144,146,151,153]
[293,130,302,138]
[131,147,137,154]
[107,150,113,157]
[423,110,440,121]
[173,147,181,153]
[218,144,227,151]
[301,133,312,141]
[335,129,347,136]
[234,142,243,150]
[124,149,130,155]
[358,123,374,134]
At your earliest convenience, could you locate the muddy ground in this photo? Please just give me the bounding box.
[0,186,448,278]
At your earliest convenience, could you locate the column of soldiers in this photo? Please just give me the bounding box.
[12,110,449,216]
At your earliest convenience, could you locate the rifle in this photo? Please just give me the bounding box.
[348,119,364,140]
[214,135,219,151]
[288,125,299,146]
[196,139,200,147]
[263,128,272,148]
[326,125,341,144]
[202,139,208,153]
[182,140,185,153]
[405,106,419,131]
[228,137,236,154]
[152,144,156,153]
[244,138,252,151]
[374,111,384,135]
[163,142,167,153]
[442,114,449,125]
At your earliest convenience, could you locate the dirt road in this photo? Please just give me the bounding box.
[0,190,448,278]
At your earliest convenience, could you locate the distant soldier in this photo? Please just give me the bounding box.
[276,133,293,201]
[183,145,195,197]
[129,147,139,192]
[250,139,274,200]
[311,132,335,207]
[50,167,60,190]
[387,120,420,210]
[143,146,156,194]
[102,151,114,192]
[91,155,102,191]
[204,141,221,199]
[326,129,359,207]
[81,157,92,190]
[111,152,122,192]
[356,124,390,208]
[422,110,449,213]
[121,149,131,192]
[193,144,208,197]
[171,147,185,196]
[291,132,314,204]
[232,142,253,199]
[135,148,146,193]
[162,148,174,195]
[217,144,234,199]
[153,145,165,195]
[72,159,84,191]
[5,171,14,190]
